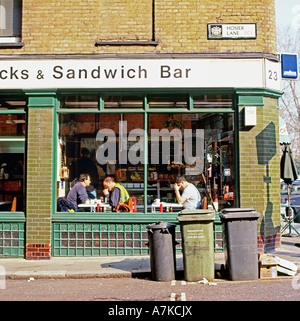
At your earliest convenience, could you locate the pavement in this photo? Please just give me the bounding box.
[0,230,300,281]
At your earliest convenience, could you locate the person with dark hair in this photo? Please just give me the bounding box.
[174,176,201,210]
[69,148,99,188]
[67,173,91,210]
[103,176,130,211]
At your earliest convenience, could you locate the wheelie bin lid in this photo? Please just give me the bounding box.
[219,208,260,220]
[176,209,215,222]
[147,221,176,231]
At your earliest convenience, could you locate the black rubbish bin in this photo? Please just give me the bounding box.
[219,208,260,281]
[147,221,176,281]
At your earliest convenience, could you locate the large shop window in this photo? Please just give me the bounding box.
[0,97,26,212]
[147,113,235,212]
[57,94,235,213]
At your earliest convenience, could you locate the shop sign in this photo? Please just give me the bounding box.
[265,58,281,91]
[0,58,279,90]
[281,53,298,79]
[244,106,257,126]
[207,23,257,39]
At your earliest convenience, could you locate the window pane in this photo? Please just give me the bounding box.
[60,95,98,109]
[0,98,26,110]
[122,114,145,212]
[147,112,235,213]
[0,113,25,212]
[193,94,232,108]
[57,106,236,213]
[0,0,22,37]
[148,94,188,108]
[13,0,22,37]
[104,95,143,108]
[0,114,25,136]
[57,113,145,212]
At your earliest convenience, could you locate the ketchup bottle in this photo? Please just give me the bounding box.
[160,203,163,212]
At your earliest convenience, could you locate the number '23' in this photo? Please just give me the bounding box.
[269,70,278,81]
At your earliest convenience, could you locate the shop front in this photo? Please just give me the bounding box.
[53,91,235,256]
[0,55,282,258]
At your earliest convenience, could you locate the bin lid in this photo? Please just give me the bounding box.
[176,209,215,222]
[146,221,176,231]
[219,208,260,220]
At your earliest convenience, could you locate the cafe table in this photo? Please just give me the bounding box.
[151,202,183,213]
[78,201,111,212]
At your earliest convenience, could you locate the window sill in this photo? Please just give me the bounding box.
[0,212,25,221]
[0,42,24,48]
[95,40,158,46]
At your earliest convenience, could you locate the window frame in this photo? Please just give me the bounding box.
[54,89,239,216]
[0,0,23,48]
[0,92,27,215]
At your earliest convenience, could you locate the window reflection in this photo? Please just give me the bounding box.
[0,114,25,136]
[193,94,232,108]
[0,99,26,110]
[104,95,144,108]
[147,113,235,212]
[57,109,235,213]
[148,94,188,108]
[0,113,25,212]
[60,95,99,109]
[58,113,145,212]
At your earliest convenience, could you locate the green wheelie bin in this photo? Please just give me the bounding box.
[177,209,215,282]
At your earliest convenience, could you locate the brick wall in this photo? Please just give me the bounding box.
[0,0,276,55]
[98,0,153,41]
[239,97,281,252]
[26,103,54,259]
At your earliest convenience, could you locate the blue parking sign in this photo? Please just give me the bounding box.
[281,54,298,79]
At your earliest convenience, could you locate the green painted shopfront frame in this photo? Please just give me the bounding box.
[0,56,283,258]
[52,89,237,256]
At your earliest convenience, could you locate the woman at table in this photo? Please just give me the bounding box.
[103,176,130,211]
[67,173,91,210]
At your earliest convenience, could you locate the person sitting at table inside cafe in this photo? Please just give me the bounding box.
[67,173,91,210]
[103,176,130,211]
[174,176,201,210]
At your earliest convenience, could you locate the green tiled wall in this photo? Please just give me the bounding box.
[239,96,281,244]
[0,222,25,257]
